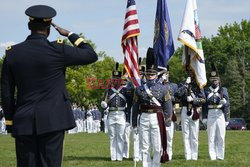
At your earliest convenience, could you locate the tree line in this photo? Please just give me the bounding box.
[0,20,249,123]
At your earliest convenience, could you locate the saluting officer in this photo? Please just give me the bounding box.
[101,62,130,161]
[132,48,172,167]
[1,5,97,167]
[175,71,205,160]
[202,63,230,160]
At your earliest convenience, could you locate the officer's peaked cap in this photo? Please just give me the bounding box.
[25,5,56,28]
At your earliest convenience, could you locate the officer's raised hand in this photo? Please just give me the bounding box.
[51,22,70,37]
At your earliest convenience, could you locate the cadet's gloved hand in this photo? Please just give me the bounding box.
[6,125,12,134]
[125,122,130,127]
[202,119,207,125]
[165,117,172,127]
[220,98,227,105]
[185,77,191,84]
[225,121,229,127]
[51,22,70,37]
[101,101,108,109]
[187,96,193,102]
[133,127,138,134]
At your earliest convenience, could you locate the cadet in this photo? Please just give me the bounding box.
[202,63,230,160]
[0,107,6,134]
[129,57,145,162]
[1,5,97,167]
[101,62,130,161]
[86,106,93,133]
[132,48,172,167]
[122,74,132,159]
[158,65,178,161]
[175,71,205,160]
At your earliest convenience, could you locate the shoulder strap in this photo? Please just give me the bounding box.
[144,84,161,106]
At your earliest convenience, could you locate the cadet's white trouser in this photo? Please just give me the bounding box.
[207,109,226,160]
[0,120,2,134]
[76,119,83,133]
[83,120,87,132]
[123,123,131,158]
[93,120,99,133]
[104,115,108,133]
[86,117,93,133]
[166,121,174,160]
[140,113,161,167]
[107,111,126,161]
[132,127,141,161]
[181,107,199,160]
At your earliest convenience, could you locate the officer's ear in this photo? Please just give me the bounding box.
[28,22,32,30]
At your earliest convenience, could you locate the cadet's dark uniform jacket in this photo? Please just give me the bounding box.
[175,82,205,108]
[202,86,230,121]
[1,33,98,136]
[132,81,173,127]
[104,86,131,112]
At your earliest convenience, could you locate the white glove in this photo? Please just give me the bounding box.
[162,73,168,80]
[225,121,229,127]
[202,119,207,125]
[220,98,227,105]
[133,127,138,134]
[187,96,193,102]
[101,101,107,109]
[186,77,191,84]
[104,108,109,113]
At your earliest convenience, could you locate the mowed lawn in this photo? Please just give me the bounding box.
[0,131,250,167]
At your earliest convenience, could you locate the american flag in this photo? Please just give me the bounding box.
[122,0,140,87]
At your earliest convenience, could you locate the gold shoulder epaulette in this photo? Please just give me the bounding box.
[6,45,12,51]
[57,39,64,44]
[5,120,13,125]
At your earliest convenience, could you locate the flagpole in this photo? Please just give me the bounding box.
[185,45,192,116]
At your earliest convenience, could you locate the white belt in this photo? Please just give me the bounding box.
[208,104,223,109]
[109,107,126,111]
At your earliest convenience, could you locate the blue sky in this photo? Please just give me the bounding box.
[0,0,249,62]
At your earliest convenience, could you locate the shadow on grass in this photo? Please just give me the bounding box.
[64,156,135,162]
[64,156,111,161]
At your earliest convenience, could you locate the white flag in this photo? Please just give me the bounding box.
[178,0,207,88]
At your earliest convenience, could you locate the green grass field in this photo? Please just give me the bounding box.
[0,131,250,167]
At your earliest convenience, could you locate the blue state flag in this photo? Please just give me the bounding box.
[153,0,175,70]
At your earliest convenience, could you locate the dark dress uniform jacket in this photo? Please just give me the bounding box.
[1,33,98,136]
[202,86,230,121]
[132,81,173,127]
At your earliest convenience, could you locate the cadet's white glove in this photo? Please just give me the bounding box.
[101,101,108,109]
[202,119,207,125]
[186,77,191,84]
[187,96,193,102]
[162,73,168,80]
[225,121,229,127]
[220,98,227,105]
[133,127,138,134]
[104,108,109,113]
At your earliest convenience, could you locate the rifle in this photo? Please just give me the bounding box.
[185,46,192,116]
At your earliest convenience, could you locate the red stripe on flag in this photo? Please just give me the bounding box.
[125,10,137,18]
[123,19,139,30]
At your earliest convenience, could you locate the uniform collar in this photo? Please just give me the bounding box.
[26,33,48,40]
[146,79,156,88]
